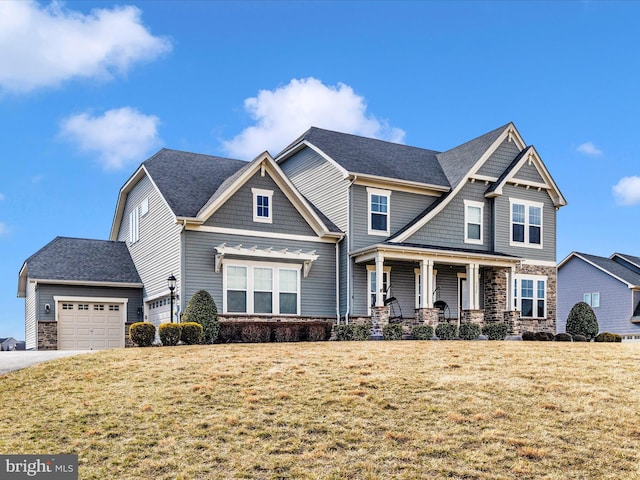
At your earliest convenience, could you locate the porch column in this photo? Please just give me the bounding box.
[421,259,434,308]
[375,252,385,307]
[506,266,515,311]
[466,263,480,310]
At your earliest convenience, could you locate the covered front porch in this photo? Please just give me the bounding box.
[350,243,522,334]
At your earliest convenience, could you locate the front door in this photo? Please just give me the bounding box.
[368,269,390,314]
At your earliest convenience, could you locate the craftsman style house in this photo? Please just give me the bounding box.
[19,122,566,349]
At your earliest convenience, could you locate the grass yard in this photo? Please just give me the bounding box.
[1,341,640,479]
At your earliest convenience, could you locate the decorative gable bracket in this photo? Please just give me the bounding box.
[214,243,319,278]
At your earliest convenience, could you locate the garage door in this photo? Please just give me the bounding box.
[58,301,125,350]
[147,297,171,344]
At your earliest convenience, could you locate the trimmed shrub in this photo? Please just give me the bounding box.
[566,301,599,341]
[572,334,588,342]
[521,331,536,341]
[181,322,203,345]
[412,324,434,340]
[182,290,219,343]
[334,325,353,341]
[382,323,403,341]
[534,331,554,341]
[482,322,508,340]
[217,322,241,343]
[459,323,481,340]
[352,323,372,341]
[435,323,457,340]
[594,332,622,343]
[159,323,182,346]
[274,324,301,342]
[554,332,573,342]
[130,322,156,347]
[241,324,271,343]
[306,323,332,342]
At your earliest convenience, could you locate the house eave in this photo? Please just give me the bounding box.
[27,278,144,289]
[350,173,449,196]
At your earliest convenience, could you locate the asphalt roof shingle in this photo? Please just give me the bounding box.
[576,252,640,287]
[23,237,142,284]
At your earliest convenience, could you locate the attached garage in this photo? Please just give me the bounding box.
[56,299,127,350]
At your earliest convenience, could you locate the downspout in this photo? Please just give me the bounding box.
[335,241,340,321]
[344,175,357,325]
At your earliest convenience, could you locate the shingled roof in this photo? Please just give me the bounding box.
[20,237,142,285]
[143,149,249,218]
[571,252,640,287]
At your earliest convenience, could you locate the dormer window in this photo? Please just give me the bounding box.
[252,188,273,223]
[367,187,390,236]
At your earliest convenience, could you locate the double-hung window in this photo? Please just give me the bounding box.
[367,187,390,236]
[584,292,600,308]
[464,200,484,245]
[510,199,543,247]
[224,262,300,315]
[514,275,546,318]
[252,188,273,223]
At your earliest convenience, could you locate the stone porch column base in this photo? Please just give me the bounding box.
[415,308,440,328]
[461,309,484,327]
[370,305,390,338]
[503,310,520,334]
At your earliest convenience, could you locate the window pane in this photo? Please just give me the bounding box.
[254,292,272,313]
[280,269,297,292]
[227,291,247,313]
[371,194,387,213]
[521,280,533,298]
[512,204,525,223]
[227,266,247,289]
[521,299,533,317]
[537,299,545,317]
[529,206,541,226]
[254,267,273,291]
[512,224,524,242]
[256,195,269,218]
[537,280,545,299]
[529,225,541,244]
[371,213,387,231]
[583,293,591,305]
[468,223,481,240]
[279,293,297,314]
[592,292,600,308]
[468,206,481,224]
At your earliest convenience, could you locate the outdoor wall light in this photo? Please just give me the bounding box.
[45,304,51,314]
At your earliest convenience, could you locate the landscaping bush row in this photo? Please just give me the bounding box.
[521,331,622,342]
[130,322,204,347]
[334,322,512,341]
[217,321,333,343]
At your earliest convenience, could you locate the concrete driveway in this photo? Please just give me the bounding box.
[0,350,98,375]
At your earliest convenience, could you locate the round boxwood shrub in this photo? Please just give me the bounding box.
[382,323,403,341]
[534,331,553,341]
[180,322,204,345]
[482,322,508,340]
[572,334,588,342]
[459,323,481,340]
[554,332,573,342]
[594,332,622,343]
[521,331,536,341]
[566,301,599,341]
[159,323,182,346]
[435,323,457,340]
[130,322,156,347]
[182,290,219,344]
[412,324,434,340]
[352,323,372,341]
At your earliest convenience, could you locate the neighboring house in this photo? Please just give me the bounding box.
[18,237,143,350]
[0,337,19,351]
[19,122,566,350]
[557,252,640,339]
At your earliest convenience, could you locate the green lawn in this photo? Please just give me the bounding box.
[1,341,640,479]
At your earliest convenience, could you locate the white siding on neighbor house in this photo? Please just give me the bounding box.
[25,280,37,349]
[279,147,350,232]
[116,174,182,305]
[475,139,521,178]
[494,184,556,262]
[183,230,337,317]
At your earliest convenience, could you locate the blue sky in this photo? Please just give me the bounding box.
[1,1,639,340]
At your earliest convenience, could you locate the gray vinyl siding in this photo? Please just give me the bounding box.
[475,139,521,178]
[36,284,143,324]
[339,240,348,316]
[434,265,467,320]
[558,257,639,335]
[25,281,37,349]
[116,174,182,301]
[204,172,316,236]
[404,181,492,251]
[493,184,556,262]
[183,230,337,317]
[351,184,439,250]
[279,148,349,232]
[513,161,545,183]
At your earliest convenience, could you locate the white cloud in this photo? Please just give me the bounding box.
[613,176,640,206]
[0,1,171,93]
[60,107,162,170]
[576,141,602,156]
[222,77,406,159]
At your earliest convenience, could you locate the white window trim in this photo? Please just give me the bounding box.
[463,199,484,245]
[367,187,391,236]
[222,260,301,315]
[514,274,547,318]
[509,198,543,249]
[140,198,149,217]
[129,207,140,244]
[252,188,273,223]
[366,264,391,315]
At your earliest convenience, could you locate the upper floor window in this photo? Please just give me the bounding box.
[514,275,546,318]
[510,198,543,248]
[367,187,390,236]
[252,188,273,223]
[464,200,484,245]
[584,292,600,308]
